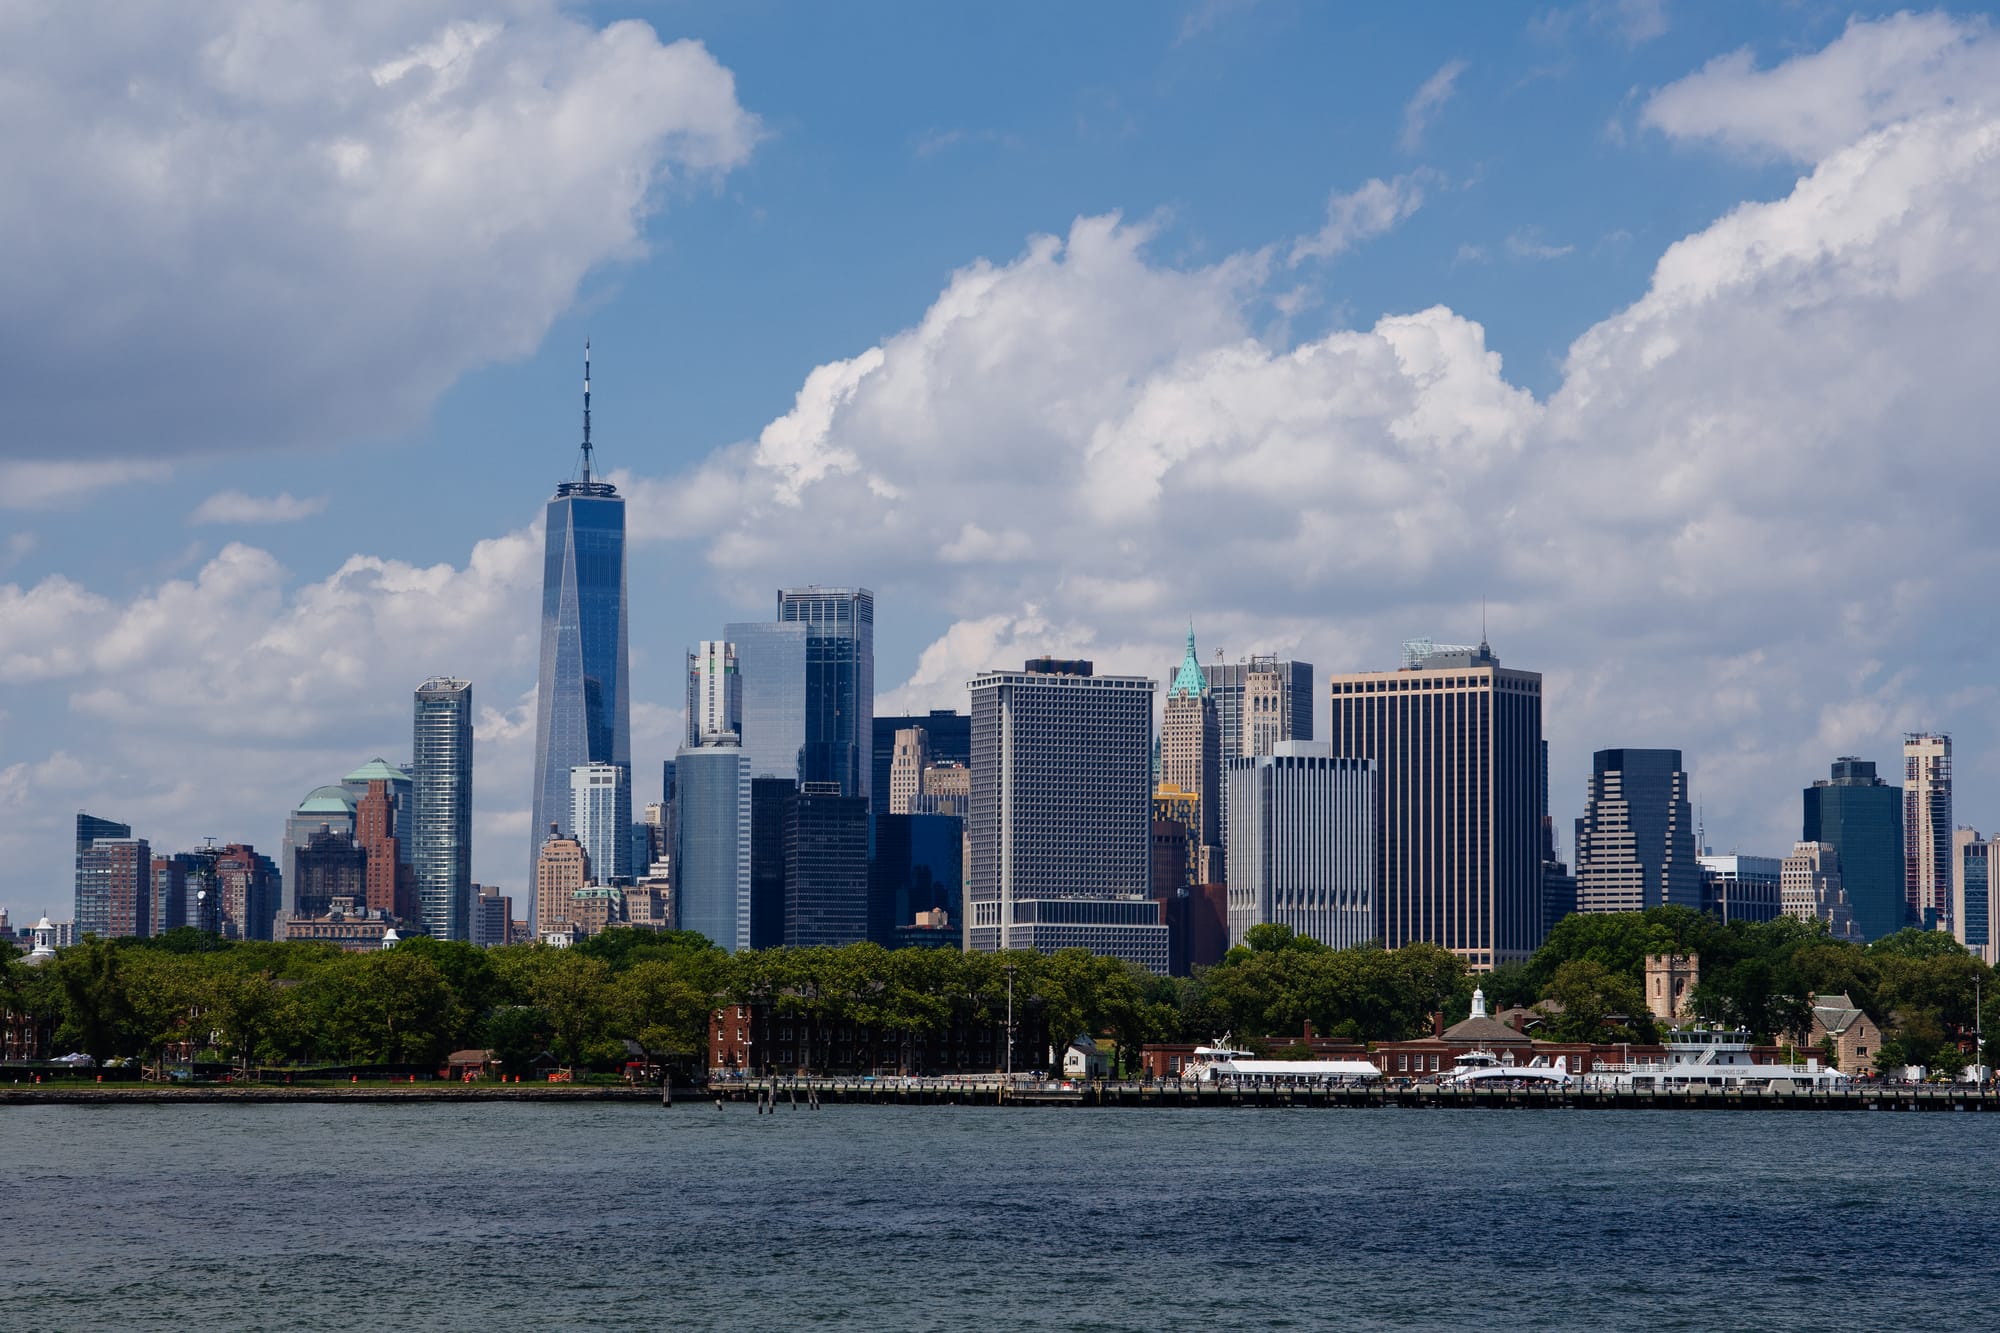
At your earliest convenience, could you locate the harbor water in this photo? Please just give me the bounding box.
[2,1102,1993,1330]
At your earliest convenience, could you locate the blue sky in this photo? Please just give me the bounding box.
[4,1,2000,915]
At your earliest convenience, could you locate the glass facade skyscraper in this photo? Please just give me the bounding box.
[723,620,808,783]
[675,741,751,953]
[570,761,632,884]
[413,676,473,941]
[530,347,629,909]
[1574,748,1702,914]
[780,587,874,803]
[1804,756,1905,941]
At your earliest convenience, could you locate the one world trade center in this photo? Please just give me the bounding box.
[530,344,629,911]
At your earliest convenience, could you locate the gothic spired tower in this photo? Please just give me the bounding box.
[529,343,630,916]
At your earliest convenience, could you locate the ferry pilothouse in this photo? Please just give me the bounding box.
[1584,1026,1852,1092]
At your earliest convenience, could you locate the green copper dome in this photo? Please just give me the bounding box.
[343,757,407,785]
[296,785,358,815]
[1168,623,1207,699]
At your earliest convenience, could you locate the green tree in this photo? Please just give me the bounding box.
[1542,959,1655,1044]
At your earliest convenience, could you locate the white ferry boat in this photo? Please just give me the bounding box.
[1436,1049,1574,1089]
[1181,1039,1382,1086]
[1585,1026,1851,1092]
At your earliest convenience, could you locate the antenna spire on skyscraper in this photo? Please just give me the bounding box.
[581,338,593,484]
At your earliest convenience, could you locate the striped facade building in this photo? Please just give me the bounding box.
[1327,639,1545,970]
[1224,742,1378,950]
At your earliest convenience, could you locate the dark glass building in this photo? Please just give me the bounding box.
[1574,748,1701,914]
[749,776,795,950]
[530,347,629,903]
[727,588,874,802]
[414,676,474,941]
[785,782,869,947]
[1804,757,1906,941]
[871,811,963,945]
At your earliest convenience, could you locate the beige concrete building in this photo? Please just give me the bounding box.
[1782,840,1860,941]
[535,830,588,941]
[1243,655,1292,758]
[1904,732,1953,931]
[922,762,969,802]
[888,726,930,815]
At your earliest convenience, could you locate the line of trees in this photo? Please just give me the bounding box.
[6,907,1992,1076]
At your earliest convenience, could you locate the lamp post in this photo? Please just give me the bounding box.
[1004,964,1017,1082]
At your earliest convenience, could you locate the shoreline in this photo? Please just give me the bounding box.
[6,1081,1998,1111]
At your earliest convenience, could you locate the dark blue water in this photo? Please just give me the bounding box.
[2,1103,1993,1329]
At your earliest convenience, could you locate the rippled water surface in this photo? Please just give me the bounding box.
[3,1102,1995,1330]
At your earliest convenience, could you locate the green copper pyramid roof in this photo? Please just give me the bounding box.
[343,757,408,785]
[1168,623,1207,699]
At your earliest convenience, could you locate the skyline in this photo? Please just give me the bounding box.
[6,3,2000,907]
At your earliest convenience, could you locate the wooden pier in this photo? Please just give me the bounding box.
[708,1077,2000,1113]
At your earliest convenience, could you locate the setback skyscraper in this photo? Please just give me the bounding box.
[1328,637,1544,969]
[530,344,630,906]
[1574,749,1701,914]
[1803,757,1904,940]
[413,676,473,941]
[1160,625,1222,876]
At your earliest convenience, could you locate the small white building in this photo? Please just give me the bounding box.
[1062,1035,1110,1080]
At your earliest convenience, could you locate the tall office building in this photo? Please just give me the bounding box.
[785,782,870,947]
[413,676,474,941]
[354,778,411,919]
[534,829,587,942]
[342,758,414,874]
[871,812,963,945]
[1696,854,1784,924]
[1953,829,1994,965]
[1574,749,1701,914]
[570,762,633,885]
[212,844,280,941]
[967,658,1167,973]
[1187,653,1312,888]
[293,825,366,918]
[780,587,873,802]
[1804,757,1905,940]
[1223,741,1377,950]
[726,620,809,782]
[151,853,198,936]
[872,710,970,812]
[473,884,514,948]
[1328,637,1544,969]
[675,740,752,953]
[686,639,742,745]
[1904,733,1953,931]
[749,776,795,949]
[887,726,930,815]
[74,813,133,938]
[280,787,356,919]
[530,344,630,898]
[1782,841,1860,941]
[1160,625,1223,869]
[77,834,151,940]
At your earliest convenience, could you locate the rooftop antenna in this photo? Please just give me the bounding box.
[580,338,593,485]
[1480,596,1489,649]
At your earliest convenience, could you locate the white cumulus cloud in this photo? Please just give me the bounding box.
[0,1,759,466]
[190,491,329,525]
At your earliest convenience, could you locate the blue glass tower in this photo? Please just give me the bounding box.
[530,344,630,914]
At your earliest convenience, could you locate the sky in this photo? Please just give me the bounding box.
[4,0,2000,914]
